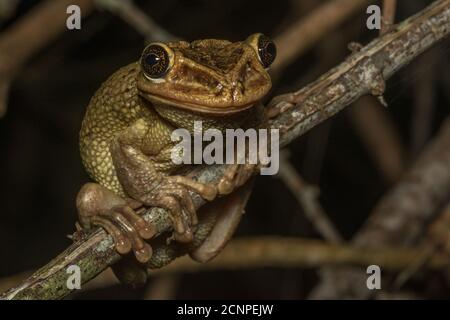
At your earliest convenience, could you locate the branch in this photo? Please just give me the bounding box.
[3,237,448,294]
[1,0,449,300]
[152,237,449,275]
[310,116,450,299]
[267,0,450,148]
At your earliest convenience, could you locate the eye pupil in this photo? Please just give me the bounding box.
[145,53,160,66]
[265,42,276,57]
[141,44,170,78]
[257,35,277,68]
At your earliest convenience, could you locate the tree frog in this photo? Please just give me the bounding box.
[77,33,276,264]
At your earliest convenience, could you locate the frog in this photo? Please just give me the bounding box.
[76,33,277,265]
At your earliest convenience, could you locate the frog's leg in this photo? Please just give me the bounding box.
[217,119,273,196]
[190,179,253,262]
[103,182,252,287]
[110,135,217,244]
[76,183,155,263]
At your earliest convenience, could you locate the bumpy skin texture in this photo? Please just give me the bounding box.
[80,63,185,195]
[80,63,158,195]
[76,35,273,267]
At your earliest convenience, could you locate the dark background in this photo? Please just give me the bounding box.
[0,0,449,299]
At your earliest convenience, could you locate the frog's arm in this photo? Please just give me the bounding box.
[109,119,217,240]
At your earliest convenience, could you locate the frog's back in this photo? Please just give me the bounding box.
[80,62,145,195]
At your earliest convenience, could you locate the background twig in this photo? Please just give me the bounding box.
[3,237,449,295]
[0,0,95,117]
[310,117,450,299]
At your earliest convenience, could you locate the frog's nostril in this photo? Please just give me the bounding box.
[230,81,245,102]
[213,83,224,96]
[236,61,255,85]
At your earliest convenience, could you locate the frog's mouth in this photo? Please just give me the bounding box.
[140,92,257,116]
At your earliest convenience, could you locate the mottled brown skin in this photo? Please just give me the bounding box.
[76,34,272,265]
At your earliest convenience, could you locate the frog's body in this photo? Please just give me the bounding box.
[80,63,259,196]
[77,34,276,265]
[80,63,173,196]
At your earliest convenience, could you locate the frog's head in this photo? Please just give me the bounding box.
[137,34,276,116]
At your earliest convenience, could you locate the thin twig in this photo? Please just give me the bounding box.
[381,0,397,34]
[410,49,439,156]
[1,0,449,300]
[349,96,406,184]
[272,0,371,74]
[278,151,343,243]
[94,0,178,42]
[0,0,95,117]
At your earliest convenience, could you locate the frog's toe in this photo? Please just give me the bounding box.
[167,175,217,201]
[218,164,256,195]
[140,184,198,244]
[218,164,240,195]
[88,210,153,262]
[118,205,156,239]
[76,183,155,263]
[91,216,132,254]
[158,192,195,242]
[109,210,154,263]
[235,164,256,186]
[174,227,194,243]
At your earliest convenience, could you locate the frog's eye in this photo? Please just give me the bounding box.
[256,35,276,68]
[247,34,277,68]
[141,43,173,79]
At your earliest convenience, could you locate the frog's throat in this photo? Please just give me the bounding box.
[140,92,256,116]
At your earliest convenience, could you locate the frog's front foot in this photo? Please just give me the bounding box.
[137,175,217,243]
[76,183,156,263]
[217,164,257,195]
